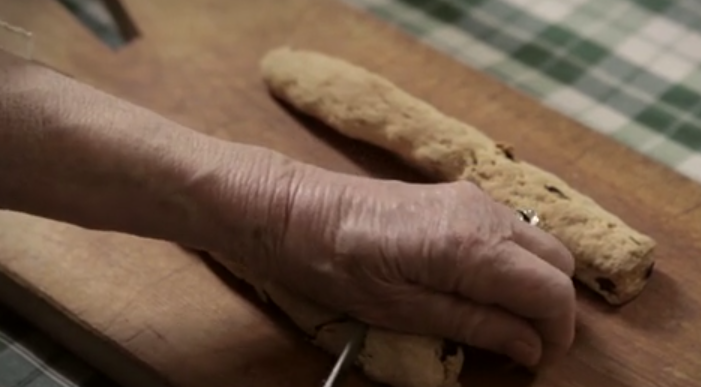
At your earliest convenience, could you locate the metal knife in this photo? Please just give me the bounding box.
[322,322,368,387]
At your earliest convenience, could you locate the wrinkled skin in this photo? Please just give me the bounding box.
[245,176,576,368]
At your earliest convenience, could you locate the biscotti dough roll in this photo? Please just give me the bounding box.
[211,254,463,387]
[259,47,656,306]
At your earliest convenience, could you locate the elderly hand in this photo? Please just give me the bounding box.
[0,50,575,369]
[237,174,576,368]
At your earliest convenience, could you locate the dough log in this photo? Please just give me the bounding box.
[259,47,656,306]
[212,255,463,387]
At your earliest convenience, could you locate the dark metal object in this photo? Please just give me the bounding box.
[55,0,139,49]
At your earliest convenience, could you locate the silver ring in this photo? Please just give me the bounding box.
[516,208,540,226]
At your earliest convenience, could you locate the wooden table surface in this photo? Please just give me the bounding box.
[1,1,701,387]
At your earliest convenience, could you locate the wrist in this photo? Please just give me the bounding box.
[200,143,376,283]
[190,141,315,259]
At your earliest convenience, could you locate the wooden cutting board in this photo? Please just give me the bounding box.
[1,0,701,386]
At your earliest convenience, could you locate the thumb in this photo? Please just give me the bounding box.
[366,288,544,367]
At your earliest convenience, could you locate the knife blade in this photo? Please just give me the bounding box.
[322,322,368,387]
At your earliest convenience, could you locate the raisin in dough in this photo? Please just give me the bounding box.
[259,46,656,306]
[211,254,464,387]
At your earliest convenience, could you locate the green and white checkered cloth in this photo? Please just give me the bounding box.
[0,305,117,387]
[343,0,701,182]
[2,0,701,386]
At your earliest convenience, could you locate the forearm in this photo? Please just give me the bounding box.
[0,50,307,253]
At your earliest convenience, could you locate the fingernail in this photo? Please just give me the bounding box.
[506,341,538,367]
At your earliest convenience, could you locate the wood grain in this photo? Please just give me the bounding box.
[0,0,700,386]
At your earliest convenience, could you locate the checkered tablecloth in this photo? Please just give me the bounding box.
[2,0,701,386]
[342,0,701,182]
[0,305,117,387]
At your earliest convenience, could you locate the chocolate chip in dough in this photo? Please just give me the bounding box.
[545,185,569,199]
[644,263,655,280]
[496,143,516,161]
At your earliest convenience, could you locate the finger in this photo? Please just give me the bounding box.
[367,288,544,367]
[456,241,574,316]
[493,202,575,276]
[452,241,576,361]
[510,216,575,276]
[533,300,577,367]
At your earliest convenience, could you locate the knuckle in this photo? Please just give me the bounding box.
[545,273,576,310]
[558,247,576,276]
[544,232,573,256]
[544,235,576,275]
[522,269,576,318]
